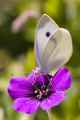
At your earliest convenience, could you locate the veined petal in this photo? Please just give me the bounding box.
[51,68,72,91]
[13,98,40,114]
[8,76,33,99]
[40,91,65,111]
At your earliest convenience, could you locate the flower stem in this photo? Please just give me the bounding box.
[47,110,53,120]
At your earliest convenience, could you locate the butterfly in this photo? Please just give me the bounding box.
[35,14,73,73]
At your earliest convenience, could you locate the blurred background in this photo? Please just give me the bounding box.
[0,0,80,120]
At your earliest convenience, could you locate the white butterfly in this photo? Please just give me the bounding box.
[35,14,73,73]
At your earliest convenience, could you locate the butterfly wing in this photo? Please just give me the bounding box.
[35,14,73,73]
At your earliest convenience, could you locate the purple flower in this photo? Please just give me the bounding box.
[8,67,72,114]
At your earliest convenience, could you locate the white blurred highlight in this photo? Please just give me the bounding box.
[11,10,39,33]
[0,108,4,120]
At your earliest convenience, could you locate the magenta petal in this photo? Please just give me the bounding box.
[8,76,33,99]
[51,68,72,91]
[13,98,40,114]
[40,91,65,111]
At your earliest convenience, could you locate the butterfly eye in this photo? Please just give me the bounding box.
[46,32,51,37]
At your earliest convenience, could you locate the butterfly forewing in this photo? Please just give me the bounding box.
[35,14,59,68]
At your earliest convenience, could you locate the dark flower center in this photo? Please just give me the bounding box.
[33,75,52,101]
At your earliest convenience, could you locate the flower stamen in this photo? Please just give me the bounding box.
[34,83,50,100]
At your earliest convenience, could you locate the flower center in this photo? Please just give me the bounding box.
[33,82,51,101]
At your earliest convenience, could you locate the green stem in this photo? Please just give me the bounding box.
[47,110,53,120]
